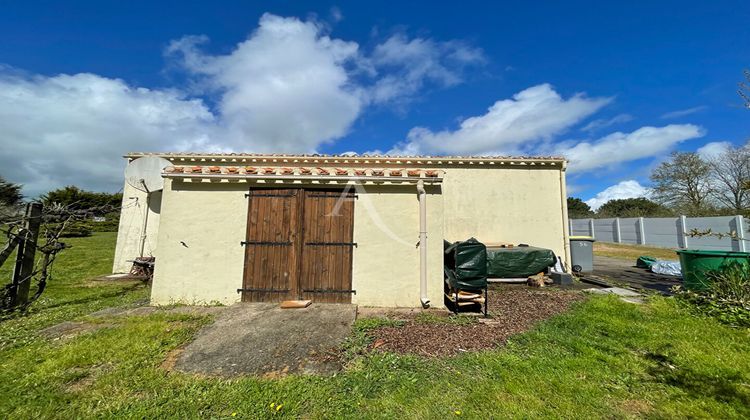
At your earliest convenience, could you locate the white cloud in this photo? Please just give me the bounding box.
[580,113,633,132]
[585,180,651,210]
[1,13,481,196]
[166,13,364,153]
[660,106,707,119]
[697,141,731,160]
[560,124,705,172]
[390,84,610,155]
[0,72,215,197]
[367,34,484,104]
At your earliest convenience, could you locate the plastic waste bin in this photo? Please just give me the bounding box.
[569,236,595,273]
[675,249,750,291]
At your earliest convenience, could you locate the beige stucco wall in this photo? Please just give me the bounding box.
[441,167,569,268]
[150,180,247,305]
[112,182,162,273]
[149,181,445,307]
[119,159,569,307]
[351,185,444,308]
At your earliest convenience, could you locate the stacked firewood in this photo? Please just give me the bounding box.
[445,290,485,306]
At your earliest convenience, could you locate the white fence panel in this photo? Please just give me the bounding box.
[569,215,749,252]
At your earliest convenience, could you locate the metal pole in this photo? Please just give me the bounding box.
[589,218,596,239]
[139,180,150,257]
[679,215,689,249]
[736,215,746,252]
[11,202,42,307]
[638,217,646,245]
[614,218,622,243]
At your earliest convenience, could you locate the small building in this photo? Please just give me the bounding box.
[113,153,571,308]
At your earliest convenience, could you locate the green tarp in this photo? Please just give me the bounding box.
[486,246,556,278]
[636,256,657,269]
[444,238,488,291]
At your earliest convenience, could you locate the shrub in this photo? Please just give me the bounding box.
[51,221,92,238]
[676,262,750,327]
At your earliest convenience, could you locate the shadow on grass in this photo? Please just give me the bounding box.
[646,348,750,409]
[0,282,147,324]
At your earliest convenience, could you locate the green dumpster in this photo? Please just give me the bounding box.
[675,249,750,291]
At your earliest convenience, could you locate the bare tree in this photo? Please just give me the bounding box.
[740,69,750,109]
[650,151,714,215]
[707,144,750,211]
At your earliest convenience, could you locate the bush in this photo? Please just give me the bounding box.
[676,262,750,327]
[52,221,92,238]
[87,212,120,232]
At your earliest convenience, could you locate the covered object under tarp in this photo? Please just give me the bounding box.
[486,246,556,278]
[444,238,488,291]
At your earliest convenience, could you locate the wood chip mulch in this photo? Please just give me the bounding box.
[368,287,586,357]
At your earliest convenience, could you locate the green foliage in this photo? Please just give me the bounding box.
[342,317,405,360]
[41,186,122,214]
[676,262,750,327]
[413,312,476,325]
[0,175,23,206]
[56,221,93,238]
[1,233,750,418]
[567,197,593,218]
[597,197,673,218]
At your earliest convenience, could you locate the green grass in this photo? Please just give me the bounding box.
[595,241,680,261]
[1,233,749,418]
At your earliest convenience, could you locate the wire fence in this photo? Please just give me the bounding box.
[569,215,748,252]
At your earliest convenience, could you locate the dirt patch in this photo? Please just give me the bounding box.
[64,363,115,392]
[161,348,185,372]
[368,286,586,357]
[40,321,112,341]
[173,303,357,377]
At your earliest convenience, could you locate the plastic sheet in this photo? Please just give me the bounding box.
[650,260,682,276]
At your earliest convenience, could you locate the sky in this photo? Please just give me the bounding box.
[0,1,748,207]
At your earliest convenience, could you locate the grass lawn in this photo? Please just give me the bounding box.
[1,233,749,418]
[594,241,680,261]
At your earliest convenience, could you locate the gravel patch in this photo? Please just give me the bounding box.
[369,286,586,357]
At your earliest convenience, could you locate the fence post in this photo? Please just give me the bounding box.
[568,218,573,235]
[638,217,646,245]
[589,218,596,239]
[11,202,43,307]
[736,215,747,252]
[679,215,689,249]
[614,218,622,243]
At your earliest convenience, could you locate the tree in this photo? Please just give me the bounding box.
[567,197,593,218]
[740,69,750,109]
[0,176,23,206]
[707,144,750,212]
[596,197,672,218]
[650,151,714,215]
[41,186,122,215]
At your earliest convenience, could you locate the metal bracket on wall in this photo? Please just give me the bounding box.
[236,288,290,293]
[304,242,357,247]
[240,241,293,246]
[306,192,358,199]
[245,192,297,198]
[302,289,357,295]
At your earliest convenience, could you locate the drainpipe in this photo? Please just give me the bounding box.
[417,180,430,308]
[558,163,572,271]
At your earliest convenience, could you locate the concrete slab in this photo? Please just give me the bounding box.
[173,303,357,377]
[584,286,641,297]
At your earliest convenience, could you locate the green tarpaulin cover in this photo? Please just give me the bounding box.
[486,246,556,278]
[444,238,488,291]
[636,256,657,269]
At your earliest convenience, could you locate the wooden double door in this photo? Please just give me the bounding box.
[241,188,355,303]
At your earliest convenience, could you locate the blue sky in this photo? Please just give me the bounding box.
[0,1,748,205]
